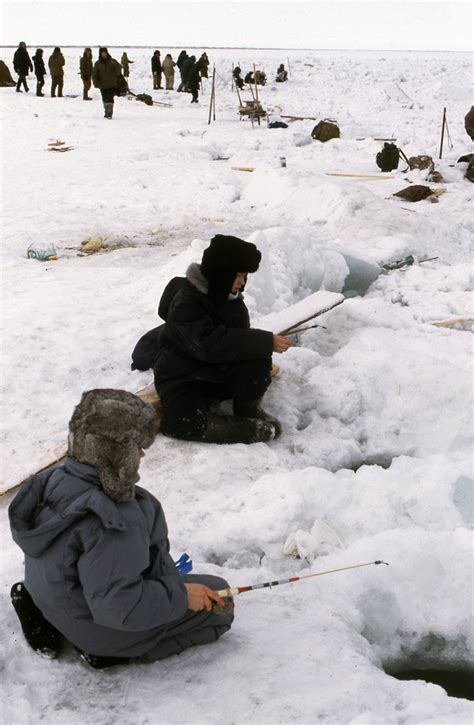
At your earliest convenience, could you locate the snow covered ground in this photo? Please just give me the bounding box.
[1,46,473,724]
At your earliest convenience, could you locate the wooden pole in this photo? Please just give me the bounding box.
[231,63,234,92]
[253,63,259,104]
[287,56,292,77]
[439,107,446,159]
[236,83,242,107]
[326,172,394,179]
[208,64,216,125]
[212,65,216,121]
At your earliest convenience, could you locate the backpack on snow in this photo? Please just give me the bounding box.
[311,119,340,142]
[131,326,164,371]
[376,143,400,172]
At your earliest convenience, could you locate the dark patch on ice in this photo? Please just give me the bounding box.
[386,667,474,700]
[383,634,474,701]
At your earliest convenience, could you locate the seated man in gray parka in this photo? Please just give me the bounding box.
[8,389,233,668]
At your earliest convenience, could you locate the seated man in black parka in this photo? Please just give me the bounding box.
[154,235,291,444]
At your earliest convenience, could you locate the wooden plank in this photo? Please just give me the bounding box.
[326,173,394,179]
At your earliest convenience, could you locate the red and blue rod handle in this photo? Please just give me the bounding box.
[216,560,389,598]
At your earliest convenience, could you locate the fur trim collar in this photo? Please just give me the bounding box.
[186,263,208,294]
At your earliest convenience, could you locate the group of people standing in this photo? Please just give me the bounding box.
[11,42,212,111]
[152,49,209,103]
[14,42,65,97]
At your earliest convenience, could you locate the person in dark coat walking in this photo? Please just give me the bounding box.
[176,50,187,91]
[9,389,234,667]
[13,41,33,92]
[187,57,205,103]
[80,47,93,100]
[199,52,210,79]
[48,47,65,97]
[151,50,162,89]
[32,48,46,96]
[153,235,291,444]
[92,47,122,118]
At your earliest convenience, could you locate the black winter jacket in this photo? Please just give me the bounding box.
[153,264,273,390]
[13,46,33,75]
[33,52,46,78]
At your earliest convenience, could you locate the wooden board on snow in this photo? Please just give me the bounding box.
[255,291,344,334]
[2,291,344,497]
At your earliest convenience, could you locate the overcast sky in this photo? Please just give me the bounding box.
[0,0,472,51]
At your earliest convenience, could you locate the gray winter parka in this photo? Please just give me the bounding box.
[9,458,188,657]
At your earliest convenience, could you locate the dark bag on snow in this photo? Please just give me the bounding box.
[116,72,128,96]
[393,184,433,202]
[135,93,153,106]
[131,325,164,371]
[311,119,340,142]
[376,143,400,172]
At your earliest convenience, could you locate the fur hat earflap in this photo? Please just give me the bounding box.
[200,235,261,302]
[68,389,156,503]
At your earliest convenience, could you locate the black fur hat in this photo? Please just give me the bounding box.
[200,234,261,302]
[68,389,156,503]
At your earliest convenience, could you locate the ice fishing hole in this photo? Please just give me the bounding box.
[384,665,474,701]
[382,634,474,701]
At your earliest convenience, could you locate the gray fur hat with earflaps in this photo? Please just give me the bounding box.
[68,389,156,503]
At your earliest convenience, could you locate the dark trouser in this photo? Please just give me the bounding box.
[82,77,91,99]
[35,75,45,95]
[139,574,234,663]
[100,88,115,104]
[16,74,29,91]
[51,75,63,97]
[190,85,199,102]
[158,358,272,440]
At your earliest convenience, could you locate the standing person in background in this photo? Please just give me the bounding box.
[121,51,133,78]
[32,48,46,96]
[92,47,122,119]
[180,54,195,94]
[79,47,93,100]
[13,41,33,93]
[162,54,176,90]
[48,47,65,97]
[199,52,210,79]
[187,56,204,104]
[176,50,188,92]
[151,50,162,90]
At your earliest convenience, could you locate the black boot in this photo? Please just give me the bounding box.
[200,413,275,444]
[75,647,130,669]
[234,398,282,438]
[105,102,114,118]
[10,582,62,659]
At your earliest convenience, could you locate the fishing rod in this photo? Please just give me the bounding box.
[216,560,389,598]
[282,323,327,336]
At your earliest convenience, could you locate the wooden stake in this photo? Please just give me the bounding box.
[212,65,216,121]
[208,64,216,125]
[326,173,394,179]
[439,107,446,159]
[231,166,255,172]
[287,57,292,77]
[236,83,242,107]
[253,63,259,104]
[432,317,473,328]
[281,114,317,121]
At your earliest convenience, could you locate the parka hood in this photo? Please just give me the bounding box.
[8,458,134,558]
